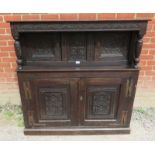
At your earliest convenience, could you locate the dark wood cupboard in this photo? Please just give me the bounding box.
[10,20,148,135]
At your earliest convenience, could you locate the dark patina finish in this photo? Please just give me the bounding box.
[10,20,148,135]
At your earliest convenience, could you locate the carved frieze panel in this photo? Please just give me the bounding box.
[10,21,148,40]
[21,33,61,61]
[94,32,130,60]
[64,33,87,61]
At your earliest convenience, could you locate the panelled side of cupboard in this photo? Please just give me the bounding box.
[10,20,148,135]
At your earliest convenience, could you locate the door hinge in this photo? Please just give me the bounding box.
[121,111,128,125]
[23,81,31,100]
[125,78,133,97]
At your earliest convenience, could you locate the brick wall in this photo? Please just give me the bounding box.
[0,13,155,93]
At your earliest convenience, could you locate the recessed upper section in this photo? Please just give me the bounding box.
[10,20,148,70]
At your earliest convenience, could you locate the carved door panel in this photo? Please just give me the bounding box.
[79,78,128,127]
[29,78,78,127]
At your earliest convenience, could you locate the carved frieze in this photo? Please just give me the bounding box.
[10,21,148,40]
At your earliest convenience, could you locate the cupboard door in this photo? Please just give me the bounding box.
[79,78,126,127]
[29,78,78,127]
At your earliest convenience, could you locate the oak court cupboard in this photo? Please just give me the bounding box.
[10,20,148,135]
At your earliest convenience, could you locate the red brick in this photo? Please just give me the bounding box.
[136,13,154,19]
[0,52,9,57]
[7,40,14,46]
[0,68,3,72]
[140,60,147,65]
[79,13,96,20]
[22,14,40,20]
[4,15,21,21]
[139,71,145,75]
[11,62,17,68]
[0,16,3,22]
[4,67,16,72]
[5,77,17,82]
[5,28,11,34]
[149,49,155,54]
[2,57,16,62]
[141,55,154,60]
[10,65,16,70]
[0,29,5,34]
[117,13,135,19]
[0,41,7,46]
[145,71,155,76]
[141,66,153,70]
[9,52,16,57]
[143,43,155,48]
[147,61,155,65]
[0,46,14,51]
[150,38,155,42]
[0,23,10,28]
[146,32,155,37]
[0,35,13,40]
[143,37,150,43]
[151,25,155,31]
[149,20,155,24]
[0,62,11,67]
[98,13,115,20]
[146,24,153,31]
[141,50,149,55]
[0,72,14,77]
[41,14,59,20]
[145,32,155,37]
[60,14,77,20]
